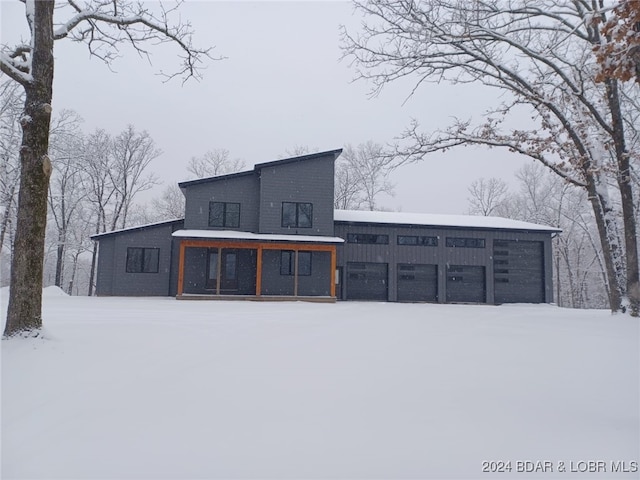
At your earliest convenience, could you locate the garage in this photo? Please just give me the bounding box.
[446,265,486,303]
[494,240,545,303]
[347,262,388,301]
[397,264,438,302]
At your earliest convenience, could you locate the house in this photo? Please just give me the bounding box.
[92,149,560,303]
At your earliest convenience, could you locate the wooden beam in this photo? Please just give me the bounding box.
[177,241,186,296]
[330,245,336,298]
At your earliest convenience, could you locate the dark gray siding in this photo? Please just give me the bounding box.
[261,250,294,295]
[95,222,178,296]
[182,174,260,231]
[335,222,555,304]
[297,251,332,296]
[95,237,116,296]
[258,155,335,236]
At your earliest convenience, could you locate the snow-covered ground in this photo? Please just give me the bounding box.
[2,288,638,479]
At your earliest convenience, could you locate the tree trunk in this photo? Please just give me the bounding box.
[88,239,97,297]
[605,78,639,316]
[586,176,625,313]
[54,233,64,287]
[4,0,55,336]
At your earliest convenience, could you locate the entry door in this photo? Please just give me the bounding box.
[207,249,238,292]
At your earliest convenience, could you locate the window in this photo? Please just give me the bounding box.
[209,202,240,228]
[347,233,389,244]
[397,235,438,246]
[126,247,159,273]
[446,237,486,248]
[280,251,312,276]
[282,202,313,228]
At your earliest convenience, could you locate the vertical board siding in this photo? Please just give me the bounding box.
[258,155,335,236]
[335,223,554,304]
[183,174,260,231]
[101,222,179,296]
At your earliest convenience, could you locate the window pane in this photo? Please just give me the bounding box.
[226,253,237,280]
[143,248,159,273]
[298,251,312,276]
[208,251,218,280]
[225,203,240,228]
[298,203,313,228]
[126,248,143,273]
[398,235,417,245]
[209,202,224,227]
[280,250,294,275]
[282,203,296,227]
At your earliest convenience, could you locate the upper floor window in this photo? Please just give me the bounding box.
[397,235,438,246]
[282,202,313,228]
[347,233,389,245]
[446,237,486,248]
[126,247,159,273]
[209,202,240,228]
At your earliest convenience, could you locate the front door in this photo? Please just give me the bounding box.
[206,249,238,293]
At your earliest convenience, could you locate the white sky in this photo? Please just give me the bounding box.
[1,0,532,215]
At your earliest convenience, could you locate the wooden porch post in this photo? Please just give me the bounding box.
[177,241,186,296]
[293,249,299,297]
[330,245,336,298]
[216,247,222,295]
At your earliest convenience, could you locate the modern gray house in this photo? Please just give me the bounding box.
[92,149,560,304]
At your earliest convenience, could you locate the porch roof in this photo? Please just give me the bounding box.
[172,229,345,244]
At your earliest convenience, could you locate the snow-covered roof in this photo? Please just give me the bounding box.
[173,230,345,244]
[90,218,184,239]
[334,210,561,233]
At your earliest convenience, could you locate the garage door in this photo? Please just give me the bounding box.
[494,240,545,303]
[446,265,486,303]
[347,262,388,301]
[397,264,438,302]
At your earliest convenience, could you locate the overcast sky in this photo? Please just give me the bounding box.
[1,0,532,215]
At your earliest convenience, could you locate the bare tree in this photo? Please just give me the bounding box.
[335,142,395,211]
[0,0,210,335]
[47,110,85,288]
[343,0,639,315]
[187,149,245,179]
[151,184,186,220]
[108,125,160,230]
[0,79,23,255]
[467,178,509,217]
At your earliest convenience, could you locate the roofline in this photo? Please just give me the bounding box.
[333,219,562,234]
[254,148,343,171]
[178,148,343,189]
[90,218,185,240]
[333,218,562,233]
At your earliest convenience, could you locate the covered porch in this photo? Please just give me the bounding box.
[172,230,343,302]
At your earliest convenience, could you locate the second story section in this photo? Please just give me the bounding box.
[178,149,341,236]
[180,171,260,231]
[257,150,339,236]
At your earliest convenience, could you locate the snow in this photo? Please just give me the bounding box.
[173,229,345,243]
[2,293,637,479]
[335,209,562,232]
[90,218,184,239]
